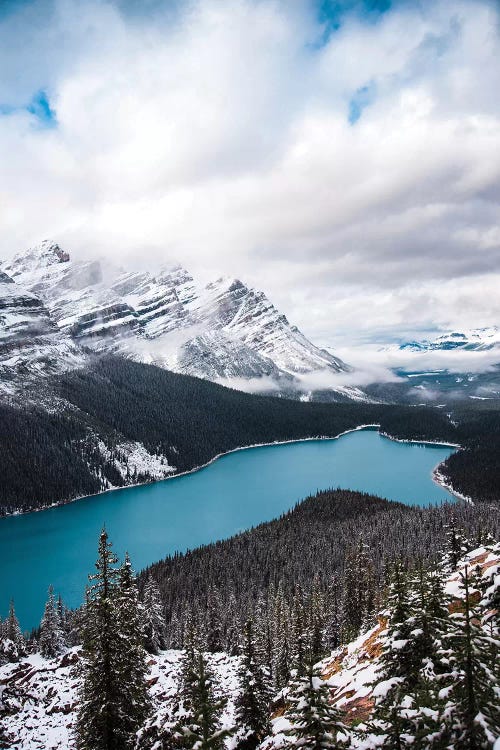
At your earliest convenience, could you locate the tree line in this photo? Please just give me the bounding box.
[2,354,498,514]
[1,524,498,749]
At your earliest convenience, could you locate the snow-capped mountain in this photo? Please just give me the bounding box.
[400,327,500,352]
[0,240,352,395]
[0,268,85,393]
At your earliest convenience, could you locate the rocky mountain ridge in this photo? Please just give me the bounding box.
[0,240,358,399]
[400,327,500,352]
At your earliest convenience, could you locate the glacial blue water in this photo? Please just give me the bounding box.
[0,429,456,630]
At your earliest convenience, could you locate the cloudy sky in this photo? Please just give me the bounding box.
[1,0,499,348]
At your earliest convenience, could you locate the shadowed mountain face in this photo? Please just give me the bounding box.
[1,240,353,397]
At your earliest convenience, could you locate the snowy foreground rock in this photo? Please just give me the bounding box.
[1,547,498,749]
[0,649,240,750]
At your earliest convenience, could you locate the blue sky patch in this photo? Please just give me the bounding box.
[0,89,56,127]
[348,82,376,124]
[27,90,56,126]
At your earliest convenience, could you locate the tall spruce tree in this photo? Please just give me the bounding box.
[442,521,470,574]
[342,542,375,641]
[175,647,232,750]
[115,553,151,740]
[403,567,452,750]
[39,585,65,658]
[234,620,271,750]
[76,529,150,750]
[283,662,350,749]
[441,564,500,750]
[370,562,414,749]
[142,574,166,654]
[2,600,26,662]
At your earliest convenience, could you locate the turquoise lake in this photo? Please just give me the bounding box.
[0,429,456,630]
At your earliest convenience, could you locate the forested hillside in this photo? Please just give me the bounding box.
[1,502,498,749]
[0,355,498,513]
[141,488,500,654]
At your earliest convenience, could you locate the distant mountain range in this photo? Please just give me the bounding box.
[0,240,367,400]
[400,327,500,352]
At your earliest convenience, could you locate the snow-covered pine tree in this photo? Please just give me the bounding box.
[404,567,453,749]
[481,541,499,638]
[442,520,470,574]
[179,610,202,707]
[57,594,68,636]
[205,586,224,653]
[175,649,233,750]
[441,563,500,749]
[275,632,291,691]
[341,541,375,642]
[370,561,414,749]
[283,662,350,749]
[142,574,166,654]
[1,600,26,662]
[224,591,241,656]
[324,575,341,651]
[290,584,307,677]
[115,553,151,742]
[308,575,325,665]
[39,584,65,658]
[255,593,273,680]
[234,620,271,750]
[76,529,150,750]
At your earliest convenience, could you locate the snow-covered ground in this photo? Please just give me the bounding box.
[2,547,497,749]
[0,649,239,750]
[96,440,175,484]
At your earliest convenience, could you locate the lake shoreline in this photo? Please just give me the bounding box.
[2,424,464,519]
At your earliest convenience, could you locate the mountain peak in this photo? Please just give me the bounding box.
[0,270,14,284]
[4,240,70,278]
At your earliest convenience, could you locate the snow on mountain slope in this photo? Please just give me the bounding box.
[3,241,140,348]
[1,241,352,394]
[401,327,500,352]
[0,270,85,394]
[264,545,500,749]
[190,277,348,376]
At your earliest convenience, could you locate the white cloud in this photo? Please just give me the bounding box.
[0,0,499,346]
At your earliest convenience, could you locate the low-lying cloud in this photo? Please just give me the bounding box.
[0,0,499,344]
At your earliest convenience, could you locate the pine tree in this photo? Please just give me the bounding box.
[291,584,307,677]
[115,553,151,741]
[404,567,452,750]
[275,632,291,691]
[205,586,224,653]
[441,563,500,750]
[175,648,233,750]
[308,576,325,665]
[283,662,350,749]
[39,585,65,658]
[324,575,341,651]
[341,542,375,641]
[235,620,271,749]
[76,529,150,750]
[442,520,470,573]
[57,594,68,636]
[142,574,166,654]
[1,600,26,662]
[370,562,414,749]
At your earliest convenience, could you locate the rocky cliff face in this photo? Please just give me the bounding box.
[0,268,85,393]
[1,240,353,397]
